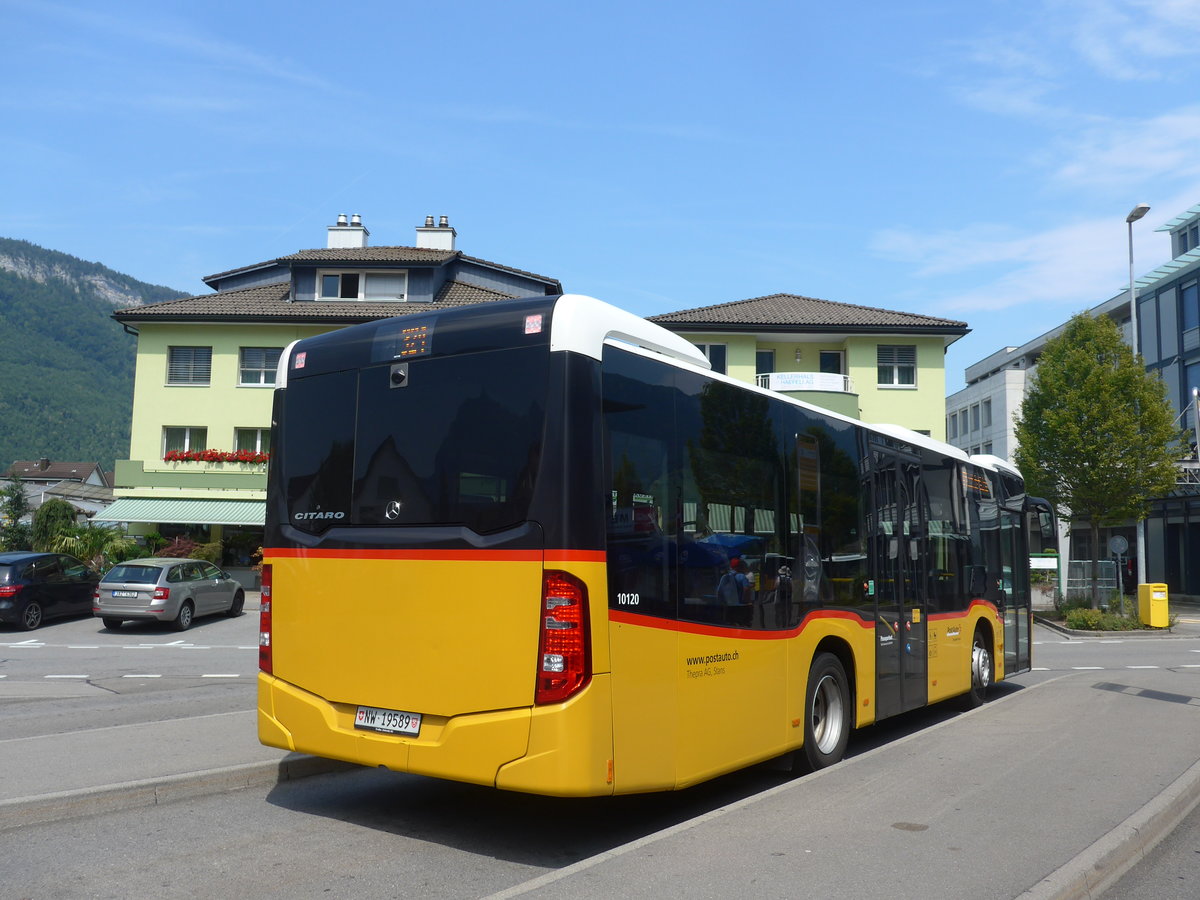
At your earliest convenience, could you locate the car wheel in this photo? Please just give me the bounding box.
[101,617,123,630]
[173,601,194,632]
[226,589,245,618]
[20,601,43,631]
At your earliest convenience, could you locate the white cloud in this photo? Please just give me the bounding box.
[1060,0,1200,79]
[872,213,1170,314]
[1051,106,1200,187]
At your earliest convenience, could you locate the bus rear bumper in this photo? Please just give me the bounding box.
[257,673,615,795]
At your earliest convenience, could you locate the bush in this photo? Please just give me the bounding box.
[158,536,198,558]
[31,498,77,551]
[188,541,222,565]
[1064,607,1144,631]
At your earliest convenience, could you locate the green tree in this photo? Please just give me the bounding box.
[51,524,138,573]
[1014,313,1180,608]
[31,497,78,551]
[0,482,32,550]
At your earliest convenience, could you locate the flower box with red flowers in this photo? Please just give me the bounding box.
[163,449,270,464]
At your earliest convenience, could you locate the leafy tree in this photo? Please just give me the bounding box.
[31,497,78,551]
[1014,313,1180,608]
[52,524,138,573]
[0,482,32,550]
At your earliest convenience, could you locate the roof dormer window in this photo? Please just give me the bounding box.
[318,270,408,301]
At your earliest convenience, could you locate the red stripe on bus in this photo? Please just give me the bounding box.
[927,598,998,621]
[608,607,874,638]
[264,547,606,563]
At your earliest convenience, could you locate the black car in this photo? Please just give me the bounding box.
[0,551,99,630]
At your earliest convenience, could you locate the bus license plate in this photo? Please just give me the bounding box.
[354,705,421,736]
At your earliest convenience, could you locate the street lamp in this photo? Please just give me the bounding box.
[1127,203,1150,354]
[1126,202,1150,587]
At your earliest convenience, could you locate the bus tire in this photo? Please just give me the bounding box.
[799,652,850,772]
[961,627,992,710]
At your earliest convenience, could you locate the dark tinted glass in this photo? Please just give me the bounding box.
[104,565,164,584]
[281,369,358,532]
[280,347,549,535]
[0,565,11,584]
[602,348,801,631]
[352,347,548,533]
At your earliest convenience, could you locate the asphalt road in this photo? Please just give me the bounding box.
[3,616,1200,899]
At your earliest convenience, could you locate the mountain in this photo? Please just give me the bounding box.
[0,238,189,470]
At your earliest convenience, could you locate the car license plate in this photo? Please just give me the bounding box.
[111,591,139,598]
[354,705,421,736]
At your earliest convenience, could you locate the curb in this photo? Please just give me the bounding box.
[1033,615,1183,639]
[1019,754,1200,899]
[0,754,358,832]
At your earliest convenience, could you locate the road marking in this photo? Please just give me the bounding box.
[1127,665,1159,669]
[122,674,162,678]
[1032,667,1051,671]
[1072,666,1105,670]
[1181,664,1200,668]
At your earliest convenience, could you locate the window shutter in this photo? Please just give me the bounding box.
[168,347,212,384]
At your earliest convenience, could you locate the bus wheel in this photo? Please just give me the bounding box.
[799,652,850,772]
[962,628,992,710]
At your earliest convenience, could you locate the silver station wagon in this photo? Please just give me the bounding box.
[94,558,245,631]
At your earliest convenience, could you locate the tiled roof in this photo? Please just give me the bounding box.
[6,460,107,484]
[277,246,456,263]
[649,293,968,333]
[111,280,536,324]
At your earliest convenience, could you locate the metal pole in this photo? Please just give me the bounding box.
[1127,203,1150,587]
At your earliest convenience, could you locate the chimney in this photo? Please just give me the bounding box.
[38,457,50,470]
[327,213,370,249]
[415,214,457,251]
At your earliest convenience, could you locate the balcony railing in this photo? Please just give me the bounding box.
[756,371,854,394]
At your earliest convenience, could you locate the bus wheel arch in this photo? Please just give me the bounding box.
[796,642,854,773]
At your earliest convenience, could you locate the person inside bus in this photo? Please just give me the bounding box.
[717,557,753,626]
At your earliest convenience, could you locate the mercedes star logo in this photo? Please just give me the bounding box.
[385,500,402,520]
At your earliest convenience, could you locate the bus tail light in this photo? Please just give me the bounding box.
[259,563,272,674]
[536,570,590,705]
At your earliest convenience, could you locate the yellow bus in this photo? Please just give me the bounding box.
[258,293,1053,796]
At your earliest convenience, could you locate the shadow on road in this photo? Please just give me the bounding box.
[263,683,1024,867]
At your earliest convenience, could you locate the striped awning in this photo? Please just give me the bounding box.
[98,498,265,527]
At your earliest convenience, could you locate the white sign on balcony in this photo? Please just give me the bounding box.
[763,372,848,392]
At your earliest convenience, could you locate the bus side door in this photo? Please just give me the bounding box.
[870,447,928,720]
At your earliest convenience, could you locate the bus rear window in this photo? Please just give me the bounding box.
[280,346,548,535]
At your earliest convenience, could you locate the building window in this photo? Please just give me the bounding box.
[755,350,775,375]
[983,442,993,455]
[318,270,408,301]
[239,347,283,385]
[1183,281,1199,333]
[167,347,212,385]
[694,343,727,374]
[235,428,271,453]
[948,415,958,439]
[819,350,844,375]
[877,345,916,386]
[971,404,981,432]
[982,399,992,428]
[163,426,207,455]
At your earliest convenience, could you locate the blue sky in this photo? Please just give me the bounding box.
[4,0,1200,390]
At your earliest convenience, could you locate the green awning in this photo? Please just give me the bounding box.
[98,498,265,527]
